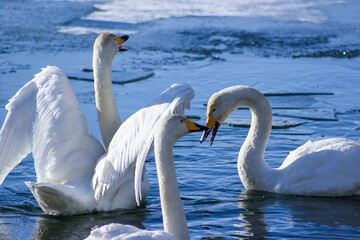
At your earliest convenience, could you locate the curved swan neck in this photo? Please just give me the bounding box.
[228,87,273,190]
[93,47,121,150]
[154,130,190,240]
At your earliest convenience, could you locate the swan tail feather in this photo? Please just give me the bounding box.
[25,181,95,215]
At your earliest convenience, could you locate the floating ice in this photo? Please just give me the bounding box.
[83,0,344,24]
[57,26,138,35]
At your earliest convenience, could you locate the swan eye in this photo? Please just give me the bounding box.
[113,38,117,41]
[180,119,184,123]
[212,108,216,112]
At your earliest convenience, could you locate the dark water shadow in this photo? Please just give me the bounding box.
[30,207,149,240]
[237,190,360,238]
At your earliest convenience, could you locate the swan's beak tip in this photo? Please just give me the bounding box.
[117,35,129,52]
[121,35,129,41]
[200,129,210,143]
[200,121,220,145]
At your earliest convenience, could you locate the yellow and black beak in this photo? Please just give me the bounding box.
[200,114,220,146]
[115,35,129,52]
[183,118,208,133]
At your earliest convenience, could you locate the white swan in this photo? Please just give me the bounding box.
[93,33,128,149]
[86,115,206,240]
[0,33,195,215]
[200,85,360,196]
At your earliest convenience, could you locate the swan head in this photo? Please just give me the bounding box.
[93,33,129,62]
[200,87,240,145]
[157,115,208,142]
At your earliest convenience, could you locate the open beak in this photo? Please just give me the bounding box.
[200,114,220,146]
[116,35,129,52]
[184,118,208,133]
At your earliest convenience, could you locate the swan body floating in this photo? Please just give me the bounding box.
[0,33,195,215]
[86,115,206,240]
[201,85,360,196]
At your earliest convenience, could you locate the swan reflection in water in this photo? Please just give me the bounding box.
[236,191,360,238]
[30,208,148,239]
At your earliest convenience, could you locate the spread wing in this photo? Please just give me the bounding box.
[0,66,105,185]
[92,83,194,205]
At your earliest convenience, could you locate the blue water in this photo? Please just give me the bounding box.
[1,0,360,239]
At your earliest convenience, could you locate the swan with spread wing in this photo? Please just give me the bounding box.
[0,33,195,215]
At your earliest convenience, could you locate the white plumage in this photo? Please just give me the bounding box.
[86,223,177,240]
[0,33,195,215]
[86,115,206,240]
[201,85,360,196]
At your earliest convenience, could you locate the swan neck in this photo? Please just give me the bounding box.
[154,132,189,240]
[93,49,121,149]
[234,88,273,190]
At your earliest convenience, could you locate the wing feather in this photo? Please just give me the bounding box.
[0,81,37,184]
[93,83,194,205]
[0,66,105,185]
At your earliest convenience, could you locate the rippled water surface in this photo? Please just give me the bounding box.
[0,0,360,239]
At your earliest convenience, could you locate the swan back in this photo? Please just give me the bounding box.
[274,138,360,195]
[85,223,177,240]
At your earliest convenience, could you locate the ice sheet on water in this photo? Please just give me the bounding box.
[273,109,337,121]
[83,0,335,24]
[57,26,138,36]
[266,95,333,109]
[73,0,359,59]
[0,0,94,53]
[225,117,306,129]
[67,68,155,85]
[221,92,337,130]
[2,0,360,61]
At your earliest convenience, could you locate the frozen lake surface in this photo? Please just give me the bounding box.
[0,0,359,239]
